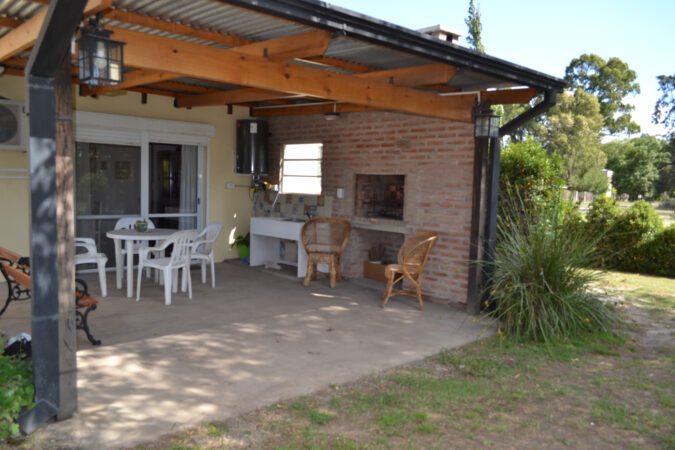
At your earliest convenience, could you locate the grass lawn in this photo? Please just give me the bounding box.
[137,271,675,449]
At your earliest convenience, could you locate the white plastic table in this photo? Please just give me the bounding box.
[106,228,179,298]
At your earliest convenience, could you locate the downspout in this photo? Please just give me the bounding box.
[480,90,559,309]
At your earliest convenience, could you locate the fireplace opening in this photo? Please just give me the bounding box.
[354,174,405,220]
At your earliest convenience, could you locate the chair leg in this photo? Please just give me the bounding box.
[329,254,337,288]
[186,266,193,300]
[172,269,179,293]
[163,268,172,306]
[210,259,216,288]
[97,260,107,298]
[303,256,313,287]
[381,273,395,308]
[201,260,207,284]
[135,260,145,301]
[416,284,424,310]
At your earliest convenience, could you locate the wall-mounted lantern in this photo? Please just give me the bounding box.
[77,14,125,86]
[474,107,500,138]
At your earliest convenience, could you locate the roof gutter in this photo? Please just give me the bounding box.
[221,0,567,93]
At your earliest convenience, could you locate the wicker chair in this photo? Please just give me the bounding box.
[381,231,438,310]
[301,218,352,288]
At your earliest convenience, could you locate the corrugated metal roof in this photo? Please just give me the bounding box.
[0,0,565,106]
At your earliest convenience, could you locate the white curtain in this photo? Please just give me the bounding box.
[179,145,198,230]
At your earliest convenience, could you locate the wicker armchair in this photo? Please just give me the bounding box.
[301,218,352,288]
[381,231,438,310]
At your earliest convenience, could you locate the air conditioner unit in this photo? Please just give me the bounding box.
[0,99,26,151]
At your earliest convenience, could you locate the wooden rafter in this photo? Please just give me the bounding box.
[358,64,457,87]
[103,9,249,47]
[108,26,473,122]
[0,17,23,28]
[177,63,457,108]
[80,69,181,96]
[253,102,380,117]
[233,30,331,61]
[0,0,111,62]
[175,88,297,108]
[481,87,537,105]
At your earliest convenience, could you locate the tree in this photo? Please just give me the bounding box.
[570,167,609,196]
[564,54,640,135]
[653,74,675,134]
[465,0,485,54]
[603,135,669,199]
[531,88,606,183]
[499,138,565,211]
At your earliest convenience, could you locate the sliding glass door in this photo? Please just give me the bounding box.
[75,140,203,263]
[148,143,200,230]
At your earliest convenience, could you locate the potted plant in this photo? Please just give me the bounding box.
[231,233,250,262]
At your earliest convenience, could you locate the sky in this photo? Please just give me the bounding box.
[327,0,675,138]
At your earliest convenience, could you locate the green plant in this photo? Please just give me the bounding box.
[636,225,675,278]
[499,139,565,215]
[231,233,250,248]
[0,334,34,440]
[610,200,663,271]
[488,195,617,342]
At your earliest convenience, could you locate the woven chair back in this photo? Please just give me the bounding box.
[301,218,352,254]
[398,231,438,274]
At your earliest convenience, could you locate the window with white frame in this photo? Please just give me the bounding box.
[281,143,322,195]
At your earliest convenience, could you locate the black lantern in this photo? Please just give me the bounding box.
[77,16,124,87]
[474,107,500,138]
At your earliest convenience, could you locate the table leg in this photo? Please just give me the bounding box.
[113,238,123,290]
[126,240,134,298]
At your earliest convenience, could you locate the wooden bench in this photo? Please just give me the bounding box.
[0,247,101,346]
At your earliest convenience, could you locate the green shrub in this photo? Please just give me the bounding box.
[585,197,622,266]
[610,200,663,271]
[500,139,565,215]
[488,195,617,343]
[636,225,675,277]
[0,335,34,440]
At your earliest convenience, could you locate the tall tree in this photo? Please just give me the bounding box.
[653,74,675,194]
[531,88,606,183]
[603,135,669,199]
[465,0,485,54]
[564,54,640,135]
[653,74,675,133]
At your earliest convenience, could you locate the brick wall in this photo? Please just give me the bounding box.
[265,111,475,304]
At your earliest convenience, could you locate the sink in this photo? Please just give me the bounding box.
[279,218,306,223]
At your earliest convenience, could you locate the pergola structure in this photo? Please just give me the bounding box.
[0,0,566,433]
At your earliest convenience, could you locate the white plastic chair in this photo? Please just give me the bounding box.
[74,237,108,297]
[136,230,197,305]
[191,222,223,288]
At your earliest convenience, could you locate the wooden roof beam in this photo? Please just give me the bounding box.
[80,69,181,96]
[357,63,457,87]
[0,0,111,62]
[481,87,537,104]
[103,9,249,47]
[233,30,331,61]
[253,102,380,117]
[175,88,297,108]
[0,17,23,28]
[110,27,474,122]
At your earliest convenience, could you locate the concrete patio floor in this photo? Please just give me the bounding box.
[2,260,487,448]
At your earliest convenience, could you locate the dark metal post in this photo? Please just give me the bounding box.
[19,0,88,434]
[467,135,489,315]
[481,137,501,307]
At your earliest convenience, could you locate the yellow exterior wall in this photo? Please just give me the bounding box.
[0,74,253,261]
